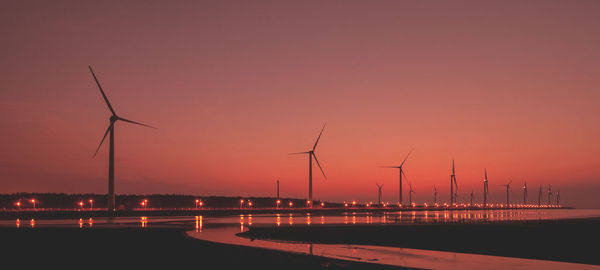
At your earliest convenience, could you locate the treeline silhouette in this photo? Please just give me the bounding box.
[0,193,340,210]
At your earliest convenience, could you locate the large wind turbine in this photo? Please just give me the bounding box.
[500,180,512,206]
[89,66,154,212]
[376,183,383,206]
[450,160,458,206]
[379,149,413,206]
[483,169,489,207]
[290,124,327,207]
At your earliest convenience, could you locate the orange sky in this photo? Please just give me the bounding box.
[1,1,599,208]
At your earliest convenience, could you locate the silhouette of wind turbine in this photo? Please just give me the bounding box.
[89,66,155,212]
[289,124,327,207]
[547,185,552,206]
[450,160,458,205]
[556,189,560,206]
[379,149,413,206]
[376,183,384,206]
[483,169,489,207]
[523,181,528,205]
[433,185,438,205]
[499,180,512,206]
[409,181,415,206]
[538,184,543,207]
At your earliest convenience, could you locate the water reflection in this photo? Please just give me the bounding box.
[16,219,20,228]
[30,219,35,228]
[140,216,148,228]
[195,216,202,232]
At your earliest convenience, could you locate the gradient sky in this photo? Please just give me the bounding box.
[1,0,599,208]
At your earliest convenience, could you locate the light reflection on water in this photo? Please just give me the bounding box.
[2,209,600,269]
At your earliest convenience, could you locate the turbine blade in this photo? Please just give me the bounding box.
[93,123,112,157]
[312,153,327,180]
[312,123,326,151]
[400,148,414,167]
[117,117,156,129]
[377,166,401,168]
[401,170,409,183]
[89,66,117,116]
[289,151,310,155]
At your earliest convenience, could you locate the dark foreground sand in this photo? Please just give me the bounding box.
[241,218,600,265]
[0,227,414,269]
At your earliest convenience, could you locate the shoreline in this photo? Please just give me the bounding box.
[240,217,600,265]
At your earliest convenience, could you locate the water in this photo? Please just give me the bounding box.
[2,209,600,269]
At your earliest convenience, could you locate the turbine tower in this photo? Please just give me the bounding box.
[523,181,528,205]
[547,185,552,206]
[379,149,413,206]
[500,180,512,206]
[409,182,415,206]
[277,179,280,199]
[556,189,560,206]
[538,184,542,207]
[433,185,438,205]
[450,160,458,206]
[470,191,474,206]
[483,169,489,207]
[89,66,154,212]
[290,124,327,207]
[376,183,384,206]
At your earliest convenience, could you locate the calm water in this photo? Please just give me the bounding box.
[3,209,600,269]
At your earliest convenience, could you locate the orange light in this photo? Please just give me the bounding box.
[320,202,325,207]
[240,199,244,203]
[199,202,203,206]
[352,201,356,206]
[344,203,348,207]
[289,201,293,207]
[79,201,84,207]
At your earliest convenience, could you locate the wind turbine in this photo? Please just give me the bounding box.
[499,180,512,206]
[450,160,458,206]
[289,124,327,207]
[556,189,560,206]
[433,185,438,205]
[89,66,155,212]
[379,149,413,206]
[376,183,384,206]
[470,190,474,206]
[409,182,415,206]
[547,185,552,206]
[538,184,542,207]
[483,169,489,207]
[523,181,528,205]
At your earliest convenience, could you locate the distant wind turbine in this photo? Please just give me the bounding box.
[523,181,528,205]
[379,149,413,206]
[289,124,327,207]
[89,66,155,212]
[483,169,489,207]
[409,182,415,206]
[556,189,560,206]
[470,190,474,206]
[433,185,438,205]
[499,180,512,206]
[538,184,542,207]
[547,185,552,206]
[376,183,384,206]
[450,160,458,205]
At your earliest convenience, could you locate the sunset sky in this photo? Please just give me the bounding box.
[1,1,599,208]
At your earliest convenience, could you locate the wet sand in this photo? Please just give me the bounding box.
[0,227,414,269]
[241,218,600,265]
